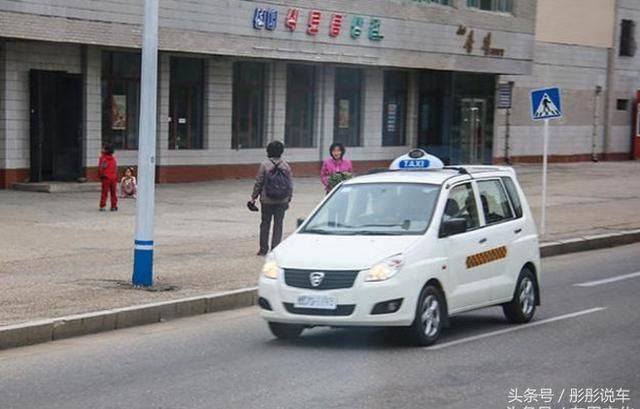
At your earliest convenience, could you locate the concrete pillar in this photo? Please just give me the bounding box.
[270,61,287,143]
[362,67,383,147]
[318,65,335,161]
[406,70,419,149]
[84,47,102,175]
[208,58,233,151]
[156,53,170,165]
[0,40,6,172]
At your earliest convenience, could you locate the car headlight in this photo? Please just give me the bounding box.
[261,253,282,279]
[365,254,405,282]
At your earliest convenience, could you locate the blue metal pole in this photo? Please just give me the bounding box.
[132,0,159,287]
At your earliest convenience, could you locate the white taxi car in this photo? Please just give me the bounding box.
[258,150,540,346]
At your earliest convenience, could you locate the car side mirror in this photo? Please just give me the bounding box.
[297,217,305,227]
[439,218,467,237]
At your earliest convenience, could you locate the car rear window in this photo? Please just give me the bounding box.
[477,179,514,224]
[501,177,523,218]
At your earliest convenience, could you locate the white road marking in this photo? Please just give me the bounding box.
[574,271,640,288]
[425,307,606,351]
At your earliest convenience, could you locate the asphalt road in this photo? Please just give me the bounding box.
[1,244,640,409]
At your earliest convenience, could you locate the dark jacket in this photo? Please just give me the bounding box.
[252,158,293,204]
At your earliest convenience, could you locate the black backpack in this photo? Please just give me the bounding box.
[264,161,292,200]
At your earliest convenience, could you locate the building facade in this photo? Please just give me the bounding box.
[496,0,640,163]
[0,0,538,188]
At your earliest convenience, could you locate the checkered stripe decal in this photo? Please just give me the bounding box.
[466,246,508,269]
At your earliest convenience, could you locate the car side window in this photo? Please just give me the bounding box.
[501,177,523,218]
[477,179,514,225]
[442,183,480,231]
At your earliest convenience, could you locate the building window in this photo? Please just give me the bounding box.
[102,51,141,150]
[285,64,316,148]
[617,99,629,111]
[169,57,204,150]
[620,20,636,57]
[334,67,363,146]
[232,61,266,149]
[467,0,513,13]
[382,71,408,146]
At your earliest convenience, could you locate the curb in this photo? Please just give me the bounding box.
[0,287,257,350]
[2,229,640,350]
[539,229,640,257]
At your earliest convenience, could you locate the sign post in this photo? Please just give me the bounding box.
[541,118,549,235]
[132,0,159,287]
[530,87,562,235]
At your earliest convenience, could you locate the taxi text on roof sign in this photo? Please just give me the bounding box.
[389,149,444,170]
[399,159,430,169]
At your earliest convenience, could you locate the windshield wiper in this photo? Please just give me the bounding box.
[347,230,407,236]
[303,228,407,236]
[353,223,402,228]
[301,228,332,235]
[355,220,415,231]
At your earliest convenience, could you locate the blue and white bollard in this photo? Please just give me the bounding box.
[132,0,158,287]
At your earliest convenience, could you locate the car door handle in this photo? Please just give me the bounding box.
[514,228,522,234]
[479,238,487,244]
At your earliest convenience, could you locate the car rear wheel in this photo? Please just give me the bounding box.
[408,285,445,346]
[268,322,304,340]
[503,268,537,324]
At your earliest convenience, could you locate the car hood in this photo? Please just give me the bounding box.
[273,233,420,271]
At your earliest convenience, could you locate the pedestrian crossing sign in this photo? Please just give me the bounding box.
[531,87,562,120]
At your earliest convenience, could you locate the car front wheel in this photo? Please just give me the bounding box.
[408,285,445,346]
[503,268,537,324]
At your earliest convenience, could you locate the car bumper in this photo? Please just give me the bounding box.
[258,274,416,327]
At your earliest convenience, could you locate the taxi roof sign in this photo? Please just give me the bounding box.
[389,149,444,170]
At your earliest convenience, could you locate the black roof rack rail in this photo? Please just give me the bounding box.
[367,167,468,175]
[367,168,455,175]
[443,166,470,175]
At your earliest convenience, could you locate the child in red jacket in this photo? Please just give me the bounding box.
[98,144,118,211]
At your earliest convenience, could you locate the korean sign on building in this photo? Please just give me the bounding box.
[252,6,384,41]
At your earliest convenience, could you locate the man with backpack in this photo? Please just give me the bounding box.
[250,141,293,256]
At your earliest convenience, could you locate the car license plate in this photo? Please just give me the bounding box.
[294,294,337,310]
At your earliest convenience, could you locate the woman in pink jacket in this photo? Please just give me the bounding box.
[320,142,353,193]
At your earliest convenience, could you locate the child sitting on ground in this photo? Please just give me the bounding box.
[119,167,137,199]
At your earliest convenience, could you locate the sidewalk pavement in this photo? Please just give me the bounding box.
[1,161,639,327]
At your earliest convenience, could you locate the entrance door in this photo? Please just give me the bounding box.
[169,57,204,150]
[458,99,487,164]
[30,70,82,182]
[416,70,451,163]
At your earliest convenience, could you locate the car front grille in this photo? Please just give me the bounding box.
[283,269,360,290]
[283,303,355,316]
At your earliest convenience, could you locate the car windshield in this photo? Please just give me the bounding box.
[301,182,440,236]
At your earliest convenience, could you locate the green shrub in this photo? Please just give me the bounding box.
[328,172,353,190]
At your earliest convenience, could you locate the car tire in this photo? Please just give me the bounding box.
[408,285,445,346]
[503,267,537,324]
[268,322,304,340]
